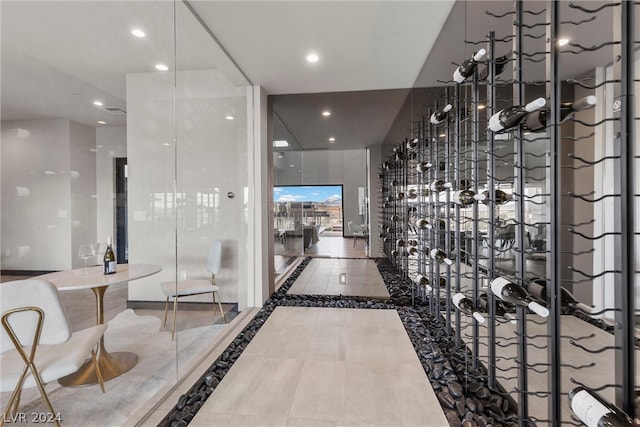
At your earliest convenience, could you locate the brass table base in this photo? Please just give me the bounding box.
[58,350,138,387]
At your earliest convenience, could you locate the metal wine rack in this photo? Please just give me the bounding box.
[377,1,637,425]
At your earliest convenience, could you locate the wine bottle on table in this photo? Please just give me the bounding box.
[453,49,487,83]
[569,386,636,427]
[524,95,597,133]
[452,293,485,323]
[526,278,593,313]
[430,248,453,266]
[491,277,549,317]
[103,237,116,275]
[488,97,547,133]
[430,104,453,125]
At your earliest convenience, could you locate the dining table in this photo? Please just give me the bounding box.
[37,263,162,387]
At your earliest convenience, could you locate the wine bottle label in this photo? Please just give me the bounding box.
[571,390,611,427]
[104,261,116,275]
[525,97,547,113]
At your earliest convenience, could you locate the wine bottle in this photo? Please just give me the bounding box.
[524,95,597,133]
[479,291,517,323]
[451,189,486,206]
[407,246,419,256]
[103,237,116,275]
[396,239,406,247]
[488,97,546,133]
[391,179,399,187]
[569,386,636,427]
[478,52,512,80]
[386,195,394,202]
[391,214,401,222]
[416,162,432,173]
[430,104,453,125]
[416,218,432,230]
[452,293,485,323]
[430,248,453,266]
[490,277,549,317]
[407,188,418,199]
[453,49,487,84]
[480,189,511,205]
[406,137,419,150]
[415,274,432,291]
[397,191,405,200]
[407,239,419,247]
[526,278,593,313]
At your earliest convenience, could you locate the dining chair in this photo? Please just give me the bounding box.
[161,240,227,340]
[348,221,367,248]
[1,279,107,427]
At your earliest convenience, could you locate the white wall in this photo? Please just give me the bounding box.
[1,118,96,271]
[126,69,249,304]
[273,149,367,235]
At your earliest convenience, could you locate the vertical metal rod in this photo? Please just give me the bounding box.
[428,109,436,314]
[486,31,497,390]
[454,84,462,346]
[513,1,528,423]
[444,89,452,337]
[472,72,480,369]
[546,1,562,422]
[617,0,636,416]
[434,101,442,317]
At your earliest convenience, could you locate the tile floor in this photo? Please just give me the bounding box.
[189,306,448,426]
[287,259,390,299]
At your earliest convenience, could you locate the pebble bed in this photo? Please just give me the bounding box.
[159,257,520,427]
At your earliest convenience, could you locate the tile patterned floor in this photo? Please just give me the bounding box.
[189,307,448,426]
[287,259,390,299]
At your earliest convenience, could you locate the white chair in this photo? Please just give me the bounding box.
[348,221,368,248]
[161,240,227,340]
[1,279,107,427]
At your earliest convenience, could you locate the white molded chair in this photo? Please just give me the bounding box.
[161,240,227,340]
[348,221,368,248]
[1,279,107,427]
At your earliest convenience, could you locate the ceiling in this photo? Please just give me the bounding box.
[0,0,623,154]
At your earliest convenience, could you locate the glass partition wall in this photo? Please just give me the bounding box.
[1,0,251,422]
[273,148,369,262]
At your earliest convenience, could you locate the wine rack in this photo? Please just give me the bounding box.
[377,1,638,425]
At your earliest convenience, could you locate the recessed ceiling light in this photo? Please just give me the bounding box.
[277,153,284,158]
[97,120,106,125]
[477,104,486,110]
[290,164,295,167]
[439,133,446,137]
[93,101,103,107]
[273,140,289,147]
[328,137,336,142]
[558,38,570,46]
[97,145,104,148]
[155,64,169,71]
[131,29,146,38]
[163,143,170,146]
[306,53,319,63]
[322,111,331,117]
[225,115,234,120]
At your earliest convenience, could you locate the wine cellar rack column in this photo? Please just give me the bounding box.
[376,1,638,424]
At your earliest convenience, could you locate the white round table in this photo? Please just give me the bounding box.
[37,263,162,386]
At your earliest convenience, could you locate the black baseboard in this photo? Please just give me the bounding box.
[127,300,239,313]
